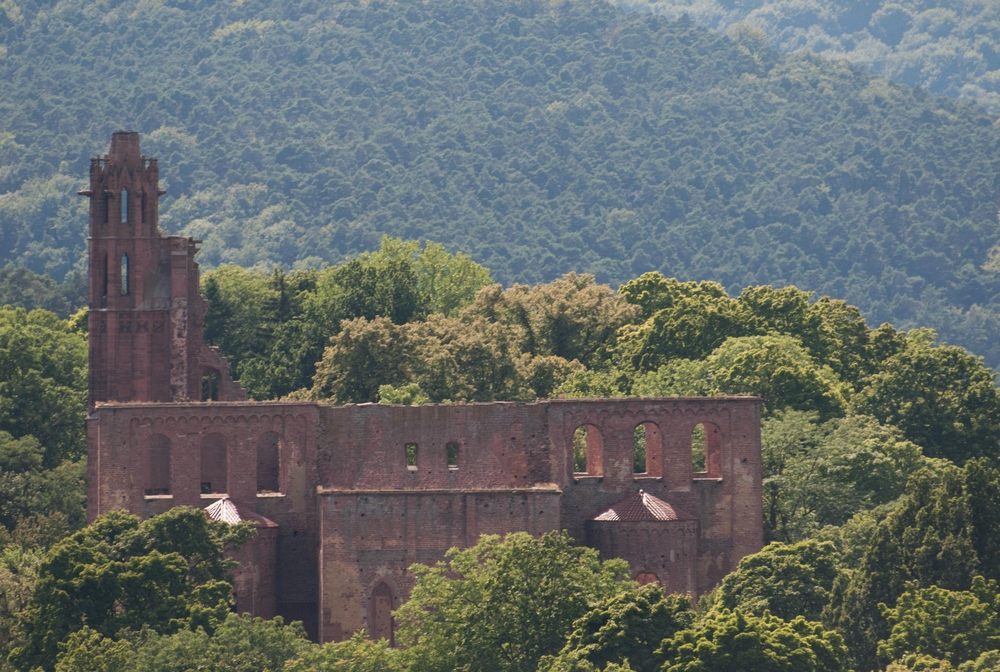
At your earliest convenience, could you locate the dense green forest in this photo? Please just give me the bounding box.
[5,0,1000,367]
[5,240,1000,669]
[617,0,1000,113]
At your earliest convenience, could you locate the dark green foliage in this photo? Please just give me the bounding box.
[852,330,1000,462]
[826,462,1000,670]
[541,584,694,672]
[658,609,849,672]
[9,508,255,672]
[716,540,839,622]
[0,268,85,319]
[5,0,1000,367]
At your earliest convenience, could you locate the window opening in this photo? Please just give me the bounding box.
[633,425,647,474]
[145,434,171,495]
[200,434,227,495]
[140,190,146,224]
[101,253,108,305]
[405,443,418,470]
[572,425,603,476]
[201,370,220,401]
[121,188,129,224]
[120,254,128,295]
[446,442,458,469]
[103,191,110,225]
[257,433,280,493]
[692,423,706,473]
[636,572,660,586]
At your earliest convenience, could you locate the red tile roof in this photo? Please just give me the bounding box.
[592,490,697,522]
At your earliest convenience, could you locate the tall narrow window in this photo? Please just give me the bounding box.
[405,443,418,470]
[121,189,129,224]
[201,370,219,401]
[572,425,603,476]
[693,422,722,477]
[446,442,459,469]
[257,433,280,493]
[633,425,647,474]
[692,423,706,473]
[200,434,227,495]
[120,254,129,295]
[145,434,171,496]
[101,253,108,304]
[140,190,146,224]
[103,191,110,225]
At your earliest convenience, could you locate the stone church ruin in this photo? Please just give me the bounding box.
[84,131,764,642]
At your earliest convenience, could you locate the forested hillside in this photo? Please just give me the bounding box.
[618,0,1000,112]
[4,0,1000,365]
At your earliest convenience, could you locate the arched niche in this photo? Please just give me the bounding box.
[692,421,722,478]
[121,188,129,224]
[632,422,662,477]
[572,424,603,477]
[200,433,227,495]
[636,572,660,586]
[257,432,280,494]
[370,581,395,644]
[145,434,170,495]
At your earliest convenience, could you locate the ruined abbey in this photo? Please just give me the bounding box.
[84,131,764,642]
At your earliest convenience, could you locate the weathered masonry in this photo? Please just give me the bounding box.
[84,132,764,642]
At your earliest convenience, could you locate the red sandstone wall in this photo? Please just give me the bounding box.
[89,396,762,642]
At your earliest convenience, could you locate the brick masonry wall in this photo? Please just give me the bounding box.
[89,396,761,642]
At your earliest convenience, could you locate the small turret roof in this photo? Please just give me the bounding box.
[592,490,697,522]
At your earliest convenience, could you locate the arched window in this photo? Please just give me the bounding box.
[636,572,660,586]
[692,422,722,478]
[200,434,227,495]
[140,190,146,224]
[102,191,110,225]
[201,369,219,401]
[120,254,129,295]
[121,188,129,224]
[257,432,280,494]
[145,434,170,495]
[371,581,395,644]
[572,424,603,476]
[446,442,459,469]
[405,443,418,470]
[634,422,662,477]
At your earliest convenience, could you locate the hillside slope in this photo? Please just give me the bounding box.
[4,0,1000,363]
[616,0,1000,113]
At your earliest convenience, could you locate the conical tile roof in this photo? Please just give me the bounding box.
[592,490,697,522]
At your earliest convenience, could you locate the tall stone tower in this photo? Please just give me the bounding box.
[82,131,244,409]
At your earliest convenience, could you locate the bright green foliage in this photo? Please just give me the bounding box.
[468,274,637,367]
[54,614,310,672]
[202,238,492,399]
[852,329,1000,463]
[0,544,42,668]
[285,630,404,672]
[709,335,848,419]
[958,650,1000,671]
[377,383,430,405]
[658,609,849,672]
[878,577,1000,668]
[716,540,839,622]
[394,531,635,672]
[0,307,86,467]
[540,584,694,672]
[0,432,86,532]
[9,508,255,672]
[630,360,712,397]
[761,411,929,541]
